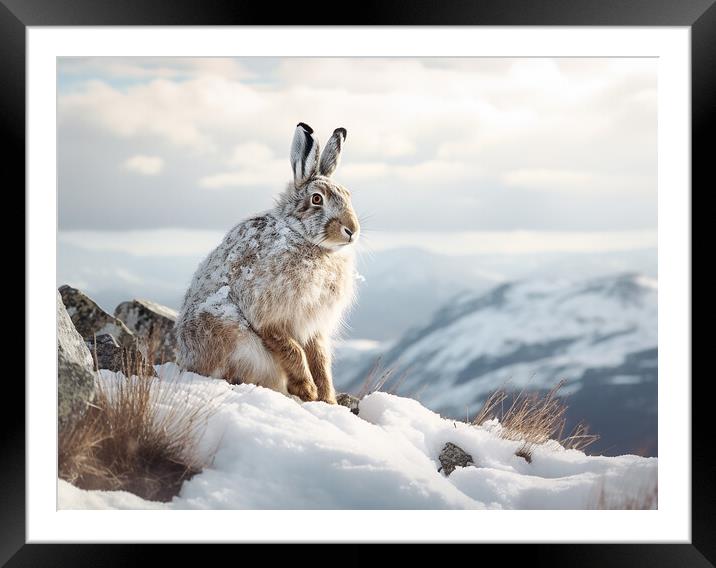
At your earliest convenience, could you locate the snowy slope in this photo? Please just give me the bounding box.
[339,273,658,456]
[59,363,657,510]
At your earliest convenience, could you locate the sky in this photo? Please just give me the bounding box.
[58,57,656,236]
[57,57,657,320]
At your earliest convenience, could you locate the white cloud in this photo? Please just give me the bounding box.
[60,76,269,151]
[123,154,164,175]
[341,159,484,185]
[200,143,287,189]
[59,58,656,165]
[227,142,275,166]
[59,57,253,81]
[199,168,286,189]
[339,162,390,180]
[502,168,654,194]
[502,169,596,191]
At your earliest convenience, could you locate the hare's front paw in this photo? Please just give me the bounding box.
[318,389,338,404]
[289,379,319,402]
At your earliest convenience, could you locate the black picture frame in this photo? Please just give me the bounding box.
[6,0,706,564]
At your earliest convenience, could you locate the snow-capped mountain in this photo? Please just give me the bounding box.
[338,273,658,456]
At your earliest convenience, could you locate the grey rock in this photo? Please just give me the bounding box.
[336,393,360,415]
[57,291,95,430]
[114,299,178,363]
[438,442,474,476]
[86,334,123,371]
[86,334,155,375]
[59,285,135,348]
[58,358,96,431]
[57,291,94,370]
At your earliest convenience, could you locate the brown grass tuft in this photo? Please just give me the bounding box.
[592,477,658,509]
[515,444,533,463]
[59,347,217,502]
[473,380,599,454]
[356,357,409,399]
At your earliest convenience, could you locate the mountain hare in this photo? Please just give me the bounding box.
[175,123,359,403]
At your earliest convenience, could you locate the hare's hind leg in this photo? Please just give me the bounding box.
[178,313,286,389]
[176,313,244,382]
[305,334,337,404]
[229,331,288,394]
[260,325,318,402]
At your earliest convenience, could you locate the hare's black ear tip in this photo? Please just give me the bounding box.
[297,122,314,134]
[334,127,347,140]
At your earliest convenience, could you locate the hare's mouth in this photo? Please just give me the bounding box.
[317,236,356,253]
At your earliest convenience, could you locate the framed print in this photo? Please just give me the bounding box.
[7,0,709,564]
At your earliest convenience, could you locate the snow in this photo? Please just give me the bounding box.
[59,363,657,510]
[196,285,240,321]
[58,480,167,510]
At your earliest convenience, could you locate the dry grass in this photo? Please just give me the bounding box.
[473,380,599,455]
[592,478,658,510]
[59,346,216,502]
[356,357,410,399]
[514,445,533,464]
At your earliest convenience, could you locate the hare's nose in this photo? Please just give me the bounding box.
[343,227,354,241]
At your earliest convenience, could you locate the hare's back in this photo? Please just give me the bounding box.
[178,218,261,320]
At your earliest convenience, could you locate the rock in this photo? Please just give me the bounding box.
[86,333,155,375]
[58,359,96,431]
[438,442,474,476]
[57,291,94,370]
[114,299,178,363]
[336,393,360,415]
[59,285,135,348]
[57,291,96,430]
[86,334,124,371]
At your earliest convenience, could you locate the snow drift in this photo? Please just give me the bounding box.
[59,363,657,510]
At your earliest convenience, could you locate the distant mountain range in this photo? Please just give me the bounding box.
[336,273,658,457]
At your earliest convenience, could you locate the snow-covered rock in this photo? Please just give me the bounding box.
[57,291,95,429]
[438,442,474,476]
[336,392,360,415]
[58,363,657,510]
[59,285,135,348]
[114,299,178,363]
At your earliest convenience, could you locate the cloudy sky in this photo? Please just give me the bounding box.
[57,57,657,317]
[58,57,656,234]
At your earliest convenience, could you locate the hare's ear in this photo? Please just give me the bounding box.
[319,127,347,177]
[290,122,320,187]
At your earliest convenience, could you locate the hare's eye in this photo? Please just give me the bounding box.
[311,193,324,206]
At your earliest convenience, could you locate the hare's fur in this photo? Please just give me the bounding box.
[175,124,358,403]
